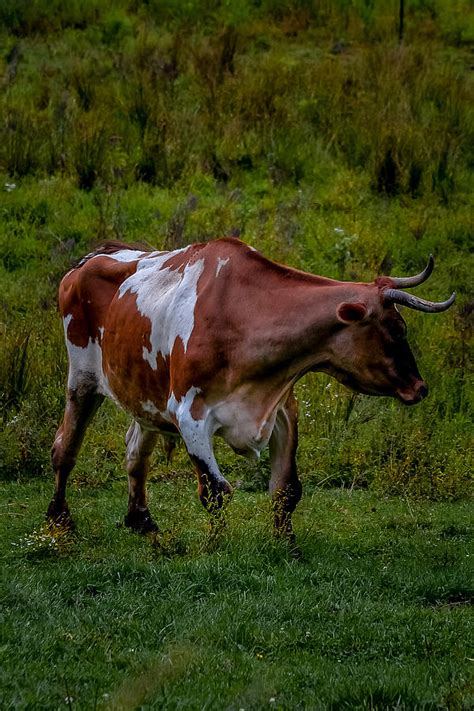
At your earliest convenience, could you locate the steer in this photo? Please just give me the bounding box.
[47,238,455,539]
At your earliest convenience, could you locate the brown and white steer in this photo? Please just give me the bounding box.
[47,238,455,538]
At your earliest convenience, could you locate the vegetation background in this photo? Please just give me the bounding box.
[0,1,472,708]
[0,0,472,496]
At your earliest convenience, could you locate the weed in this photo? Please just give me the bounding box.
[11,521,74,560]
[0,331,30,413]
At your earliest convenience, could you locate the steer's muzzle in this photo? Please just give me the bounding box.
[396,380,428,405]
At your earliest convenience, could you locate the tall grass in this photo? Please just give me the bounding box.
[1,1,472,194]
[0,0,472,497]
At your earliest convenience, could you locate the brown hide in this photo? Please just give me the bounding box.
[60,256,139,347]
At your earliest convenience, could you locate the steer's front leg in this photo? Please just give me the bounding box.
[191,456,233,516]
[269,390,302,543]
[179,418,233,533]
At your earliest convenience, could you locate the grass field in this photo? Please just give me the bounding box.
[1,481,473,710]
[1,0,473,708]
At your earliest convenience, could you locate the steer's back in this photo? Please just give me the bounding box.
[60,240,220,421]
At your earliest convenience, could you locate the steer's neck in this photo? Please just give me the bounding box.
[250,277,371,380]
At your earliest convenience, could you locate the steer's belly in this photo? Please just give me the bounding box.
[213,399,278,460]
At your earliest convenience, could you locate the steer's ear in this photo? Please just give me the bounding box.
[336,302,368,324]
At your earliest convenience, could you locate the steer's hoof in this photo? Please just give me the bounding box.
[289,542,303,560]
[124,509,159,534]
[273,526,302,559]
[46,500,75,531]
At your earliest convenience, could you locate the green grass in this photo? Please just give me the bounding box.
[1,481,472,709]
[0,2,472,706]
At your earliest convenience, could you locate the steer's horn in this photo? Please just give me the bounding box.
[384,289,456,313]
[391,255,434,288]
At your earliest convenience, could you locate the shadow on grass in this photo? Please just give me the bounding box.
[107,642,200,710]
[329,686,436,711]
[417,585,474,608]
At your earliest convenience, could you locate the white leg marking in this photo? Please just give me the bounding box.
[168,387,226,483]
[125,420,143,464]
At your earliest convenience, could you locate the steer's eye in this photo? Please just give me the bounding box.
[392,323,407,341]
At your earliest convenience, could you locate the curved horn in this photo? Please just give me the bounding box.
[384,289,456,313]
[391,255,434,288]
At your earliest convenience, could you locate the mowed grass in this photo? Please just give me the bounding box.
[1,478,472,710]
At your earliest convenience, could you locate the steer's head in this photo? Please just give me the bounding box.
[326,257,455,405]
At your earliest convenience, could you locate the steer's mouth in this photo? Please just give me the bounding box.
[322,364,429,404]
[332,370,389,397]
[330,368,429,404]
[396,381,429,406]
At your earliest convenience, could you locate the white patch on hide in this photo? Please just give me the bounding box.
[79,249,147,266]
[216,257,230,276]
[141,400,159,415]
[167,386,201,417]
[105,249,147,262]
[118,249,204,369]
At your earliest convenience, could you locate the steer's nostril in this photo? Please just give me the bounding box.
[418,384,429,399]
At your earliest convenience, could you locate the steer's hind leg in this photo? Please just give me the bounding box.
[123,421,159,533]
[47,383,104,527]
[269,390,302,542]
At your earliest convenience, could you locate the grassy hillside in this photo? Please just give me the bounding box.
[0,0,472,496]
